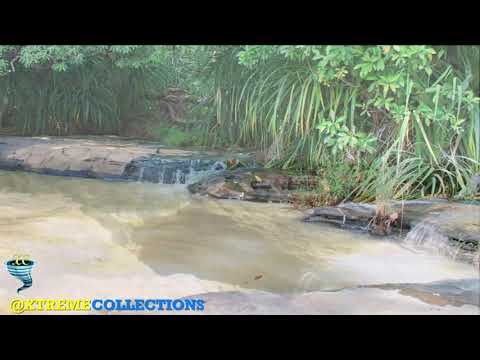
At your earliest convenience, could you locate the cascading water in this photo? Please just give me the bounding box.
[404,219,479,266]
[405,221,456,256]
[123,156,228,185]
[185,161,227,184]
[137,167,145,183]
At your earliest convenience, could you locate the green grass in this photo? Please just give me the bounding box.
[1,45,478,203]
[204,46,480,202]
[145,123,203,147]
[1,59,174,136]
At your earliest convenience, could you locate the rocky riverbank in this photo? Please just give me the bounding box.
[188,168,292,202]
[0,136,253,184]
[2,135,479,270]
[304,200,480,267]
[303,200,479,240]
[187,167,322,203]
[181,278,479,314]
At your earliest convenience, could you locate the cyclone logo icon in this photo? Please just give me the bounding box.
[5,255,35,293]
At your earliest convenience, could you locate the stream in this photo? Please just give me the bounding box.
[0,170,478,314]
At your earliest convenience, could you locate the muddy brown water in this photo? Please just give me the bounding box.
[0,169,476,298]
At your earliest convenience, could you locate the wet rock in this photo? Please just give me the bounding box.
[183,278,479,314]
[362,278,480,308]
[305,201,479,235]
[187,168,295,202]
[305,200,480,262]
[123,156,228,184]
[0,136,253,184]
[305,202,376,227]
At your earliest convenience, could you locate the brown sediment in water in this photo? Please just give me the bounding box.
[0,170,478,314]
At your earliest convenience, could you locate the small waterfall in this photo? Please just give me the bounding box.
[175,168,185,184]
[185,160,226,184]
[404,220,478,265]
[405,221,453,256]
[123,156,228,185]
[185,159,203,184]
[158,167,165,184]
[137,167,145,183]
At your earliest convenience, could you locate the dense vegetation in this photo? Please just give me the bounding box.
[0,45,478,202]
[0,46,176,135]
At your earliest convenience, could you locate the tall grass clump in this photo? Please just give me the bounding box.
[0,46,175,136]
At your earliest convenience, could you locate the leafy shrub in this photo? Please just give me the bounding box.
[0,46,174,135]
[205,45,480,199]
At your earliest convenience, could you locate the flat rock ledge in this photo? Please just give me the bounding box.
[0,136,253,184]
[182,278,479,315]
[304,200,480,265]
